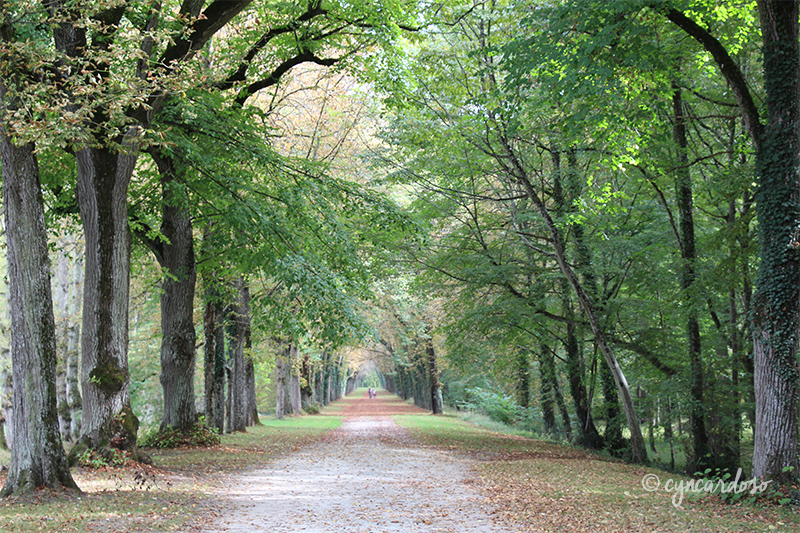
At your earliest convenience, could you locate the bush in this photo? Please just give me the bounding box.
[138,419,221,449]
[75,447,130,468]
[459,388,520,425]
[303,402,321,415]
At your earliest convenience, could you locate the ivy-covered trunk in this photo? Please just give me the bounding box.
[0,132,77,495]
[74,144,140,457]
[751,0,800,484]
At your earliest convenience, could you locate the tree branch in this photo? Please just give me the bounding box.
[663,7,763,148]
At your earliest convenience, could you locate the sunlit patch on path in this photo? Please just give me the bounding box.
[202,391,518,532]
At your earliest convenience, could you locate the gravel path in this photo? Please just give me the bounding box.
[202,393,517,533]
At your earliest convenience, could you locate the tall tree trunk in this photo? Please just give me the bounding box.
[66,242,83,441]
[245,356,259,426]
[289,344,302,416]
[301,349,313,407]
[750,0,800,483]
[149,153,198,433]
[539,343,557,435]
[229,280,248,432]
[515,349,530,408]
[55,244,72,441]
[672,81,711,472]
[75,145,139,456]
[203,279,226,432]
[0,133,78,495]
[0,352,10,451]
[275,353,287,419]
[426,335,443,414]
[551,148,603,449]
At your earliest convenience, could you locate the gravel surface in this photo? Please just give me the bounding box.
[202,393,518,533]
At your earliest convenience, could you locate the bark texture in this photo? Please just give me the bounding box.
[751,0,800,483]
[151,154,198,433]
[75,145,140,454]
[0,133,77,495]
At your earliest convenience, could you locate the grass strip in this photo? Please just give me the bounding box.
[0,415,340,533]
[394,413,799,533]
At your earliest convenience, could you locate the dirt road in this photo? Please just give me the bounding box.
[202,391,517,532]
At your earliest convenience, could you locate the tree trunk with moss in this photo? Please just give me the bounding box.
[147,152,198,434]
[0,130,78,495]
[74,145,140,458]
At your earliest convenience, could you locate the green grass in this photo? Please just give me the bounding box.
[0,414,341,533]
[394,413,800,533]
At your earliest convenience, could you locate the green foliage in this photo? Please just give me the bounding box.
[75,447,130,469]
[459,387,520,426]
[138,420,221,449]
[303,402,321,415]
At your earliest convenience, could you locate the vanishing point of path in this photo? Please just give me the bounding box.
[202,392,518,533]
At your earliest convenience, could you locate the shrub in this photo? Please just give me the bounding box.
[138,419,221,449]
[303,402,321,415]
[459,387,520,425]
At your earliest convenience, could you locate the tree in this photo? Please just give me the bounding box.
[0,115,77,495]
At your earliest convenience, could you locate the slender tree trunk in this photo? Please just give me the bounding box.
[66,243,83,441]
[0,132,78,495]
[551,148,604,449]
[750,0,800,483]
[289,344,302,416]
[554,368,572,440]
[516,349,530,408]
[230,280,248,432]
[275,353,287,419]
[539,343,556,435]
[301,350,313,407]
[203,278,226,432]
[0,353,9,451]
[55,245,72,441]
[672,81,711,472]
[245,356,259,425]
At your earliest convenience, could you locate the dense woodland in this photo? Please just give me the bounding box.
[0,0,798,498]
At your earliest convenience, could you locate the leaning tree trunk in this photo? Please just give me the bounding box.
[74,145,140,457]
[0,132,78,495]
[506,142,647,463]
[750,0,800,484]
